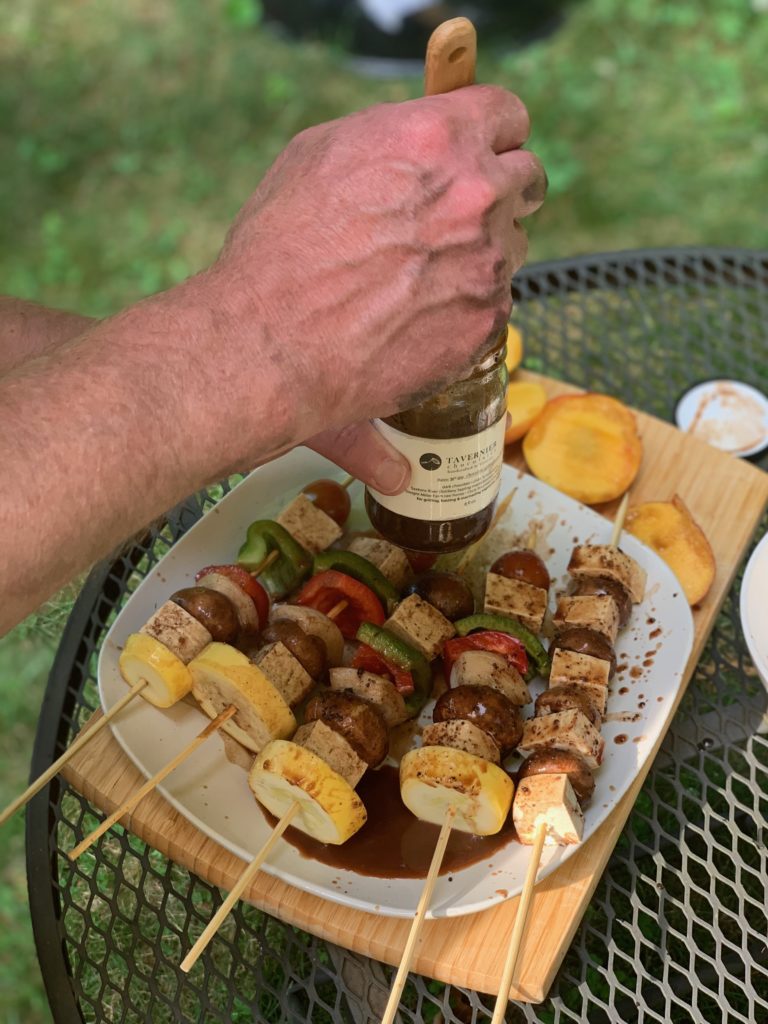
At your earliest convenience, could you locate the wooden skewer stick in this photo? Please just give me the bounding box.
[180,801,299,974]
[381,806,456,1024]
[457,487,517,575]
[0,678,149,827]
[490,820,547,1024]
[325,598,348,621]
[248,548,280,577]
[177,592,350,970]
[340,475,356,490]
[177,593,349,969]
[610,491,631,549]
[68,704,238,860]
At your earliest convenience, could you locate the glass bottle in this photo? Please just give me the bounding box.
[365,332,508,553]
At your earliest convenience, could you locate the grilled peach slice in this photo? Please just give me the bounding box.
[505,324,524,374]
[625,495,715,606]
[522,393,642,504]
[504,380,548,444]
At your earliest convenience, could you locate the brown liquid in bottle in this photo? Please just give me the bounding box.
[366,334,508,553]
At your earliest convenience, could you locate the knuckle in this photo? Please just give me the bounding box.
[402,102,453,156]
[469,172,500,213]
[449,170,500,223]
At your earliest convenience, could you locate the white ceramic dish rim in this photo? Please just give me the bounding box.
[740,529,768,686]
[674,378,768,458]
[97,452,695,919]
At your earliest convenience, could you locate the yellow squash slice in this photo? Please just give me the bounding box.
[249,740,367,845]
[119,633,193,708]
[400,745,514,836]
[188,645,295,753]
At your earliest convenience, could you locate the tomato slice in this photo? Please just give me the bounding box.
[301,479,351,527]
[295,570,385,640]
[403,549,438,574]
[351,644,415,696]
[443,632,528,680]
[196,563,270,629]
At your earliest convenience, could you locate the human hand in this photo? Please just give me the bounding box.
[200,85,544,478]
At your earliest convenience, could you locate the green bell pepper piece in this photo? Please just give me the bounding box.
[453,612,550,679]
[313,550,399,614]
[237,520,312,599]
[355,622,432,716]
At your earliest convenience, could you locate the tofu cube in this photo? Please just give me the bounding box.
[293,719,366,788]
[347,537,411,591]
[554,595,620,647]
[277,493,342,553]
[383,593,455,661]
[484,573,548,633]
[140,600,211,664]
[568,545,646,604]
[518,708,604,769]
[513,773,584,845]
[549,649,610,714]
[255,641,313,707]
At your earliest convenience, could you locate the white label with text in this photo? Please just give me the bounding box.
[368,416,506,521]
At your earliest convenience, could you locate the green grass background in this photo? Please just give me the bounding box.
[1,0,767,1019]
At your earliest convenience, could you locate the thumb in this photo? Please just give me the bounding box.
[306,421,411,495]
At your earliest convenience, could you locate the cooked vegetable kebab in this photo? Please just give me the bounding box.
[492,505,646,1023]
[380,538,550,1023]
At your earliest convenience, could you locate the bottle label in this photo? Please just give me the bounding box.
[368,416,506,522]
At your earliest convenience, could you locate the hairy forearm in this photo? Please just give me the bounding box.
[0,297,96,375]
[0,274,295,635]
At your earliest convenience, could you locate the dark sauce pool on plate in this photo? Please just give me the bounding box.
[261,764,517,878]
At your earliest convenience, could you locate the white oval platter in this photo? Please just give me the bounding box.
[98,449,694,919]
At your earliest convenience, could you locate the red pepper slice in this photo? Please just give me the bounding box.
[351,644,415,696]
[443,632,528,680]
[196,564,270,630]
[295,570,385,640]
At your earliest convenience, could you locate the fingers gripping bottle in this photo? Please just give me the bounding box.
[365,332,508,553]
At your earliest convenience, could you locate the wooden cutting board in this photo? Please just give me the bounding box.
[61,371,768,1004]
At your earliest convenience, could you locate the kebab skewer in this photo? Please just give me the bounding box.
[380,543,550,1022]
[490,493,645,1021]
[177,509,441,969]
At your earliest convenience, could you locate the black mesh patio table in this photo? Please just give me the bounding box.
[27,247,768,1024]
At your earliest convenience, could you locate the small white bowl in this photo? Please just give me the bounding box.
[740,530,768,689]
